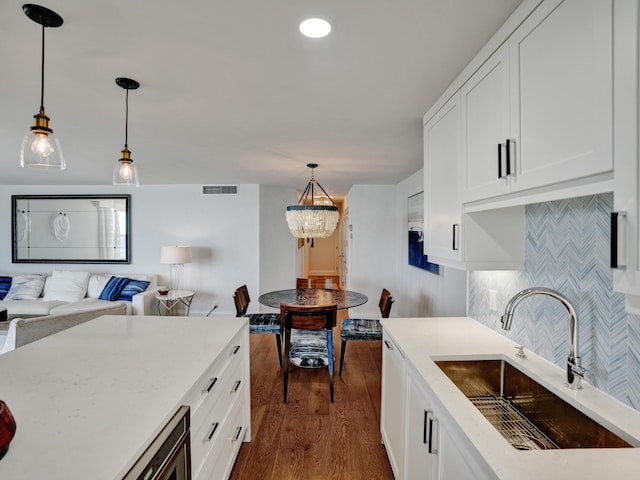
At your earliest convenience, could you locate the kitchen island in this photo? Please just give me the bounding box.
[381,317,640,479]
[0,315,250,480]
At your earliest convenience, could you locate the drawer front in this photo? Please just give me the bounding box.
[191,354,246,474]
[194,393,247,480]
[183,330,245,421]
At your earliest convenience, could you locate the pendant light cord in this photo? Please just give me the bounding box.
[39,23,45,111]
[124,87,129,147]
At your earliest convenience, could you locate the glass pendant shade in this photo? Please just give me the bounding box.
[20,125,64,169]
[286,163,339,239]
[113,78,140,187]
[20,5,64,170]
[113,148,140,187]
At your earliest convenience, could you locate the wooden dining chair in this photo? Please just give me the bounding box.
[339,288,394,376]
[280,303,338,403]
[233,285,282,368]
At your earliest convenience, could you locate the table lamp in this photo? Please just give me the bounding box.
[160,245,192,295]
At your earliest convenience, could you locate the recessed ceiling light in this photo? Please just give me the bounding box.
[299,18,331,38]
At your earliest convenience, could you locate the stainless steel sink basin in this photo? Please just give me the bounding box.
[435,359,633,450]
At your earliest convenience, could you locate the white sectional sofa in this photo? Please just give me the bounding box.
[1,302,128,354]
[0,271,160,320]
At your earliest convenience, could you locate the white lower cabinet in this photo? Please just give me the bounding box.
[381,332,406,480]
[406,367,480,480]
[382,327,491,480]
[184,326,251,480]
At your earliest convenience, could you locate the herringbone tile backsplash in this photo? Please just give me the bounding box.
[469,193,640,410]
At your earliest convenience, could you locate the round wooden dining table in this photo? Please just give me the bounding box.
[257,288,368,310]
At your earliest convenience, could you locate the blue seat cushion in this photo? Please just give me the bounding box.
[246,313,281,334]
[340,318,383,341]
[289,330,330,368]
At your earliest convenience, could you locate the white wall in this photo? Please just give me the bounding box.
[0,184,294,316]
[258,185,296,311]
[394,171,467,317]
[345,184,397,317]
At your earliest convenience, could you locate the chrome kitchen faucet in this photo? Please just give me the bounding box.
[500,287,585,390]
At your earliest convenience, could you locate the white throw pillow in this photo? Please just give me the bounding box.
[43,271,90,303]
[4,274,46,300]
[87,274,113,299]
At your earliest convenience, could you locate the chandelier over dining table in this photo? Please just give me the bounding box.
[286,163,339,240]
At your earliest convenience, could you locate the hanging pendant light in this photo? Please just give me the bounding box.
[286,163,339,242]
[113,77,141,187]
[20,4,65,169]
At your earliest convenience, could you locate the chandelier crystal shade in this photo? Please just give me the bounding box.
[286,164,339,239]
[113,77,141,187]
[20,4,65,170]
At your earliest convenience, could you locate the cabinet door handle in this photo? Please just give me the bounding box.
[498,143,504,179]
[428,417,438,454]
[452,224,459,251]
[232,345,241,355]
[231,380,242,393]
[202,377,218,394]
[506,138,514,176]
[611,211,627,269]
[422,409,432,444]
[384,340,393,350]
[232,426,243,442]
[205,422,219,442]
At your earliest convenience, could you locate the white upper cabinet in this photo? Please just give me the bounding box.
[612,0,640,312]
[424,92,462,263]
[461,0,613,205]
[509,0,613,192]
[462,43,511,202]
[424,93,525,270]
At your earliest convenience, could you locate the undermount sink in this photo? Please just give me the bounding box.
[435,359,633,451]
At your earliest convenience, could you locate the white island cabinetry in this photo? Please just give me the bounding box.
[0,315,251,480]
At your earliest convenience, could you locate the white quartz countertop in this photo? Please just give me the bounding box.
[381,317,640,480]
[0,315,247,480]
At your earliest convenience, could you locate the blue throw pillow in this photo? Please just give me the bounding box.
[98,276,130,301]
[118,280,150,302]
[0,276,12,300]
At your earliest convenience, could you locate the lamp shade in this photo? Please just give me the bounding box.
[160,246,192,265]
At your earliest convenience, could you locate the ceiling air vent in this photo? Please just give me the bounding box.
[202,185,238,195]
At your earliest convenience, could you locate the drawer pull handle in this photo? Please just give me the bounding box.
[203,377,218,394]
[231,380,241,393]
[232,426,243,442]
[205,422,219,442]
[232,345,241,355]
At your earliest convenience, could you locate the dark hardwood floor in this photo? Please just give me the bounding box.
[229,312,394,480]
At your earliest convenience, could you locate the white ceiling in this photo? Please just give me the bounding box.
[0,0,522,196]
